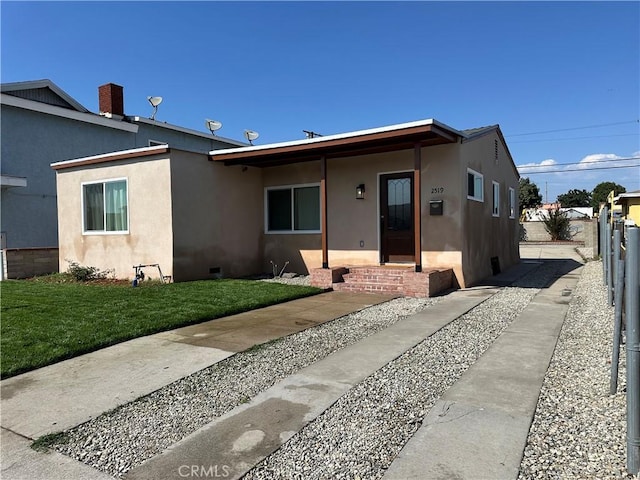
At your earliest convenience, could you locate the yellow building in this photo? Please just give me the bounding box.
[614,191,640,226]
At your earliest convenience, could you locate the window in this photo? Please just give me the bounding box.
[508,187,516,218]
[492,181,500,217]
[83,179,128,233]
[467,168,484,202]
[266,184,320,233]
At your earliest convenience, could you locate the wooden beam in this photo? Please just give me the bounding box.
[320,156,328,268]
[414,143,422,272]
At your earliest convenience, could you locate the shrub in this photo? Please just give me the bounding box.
[542,209,571,241]
[66,260,113,282]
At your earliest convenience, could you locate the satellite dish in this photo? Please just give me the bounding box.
[147,96,163,120]
[244,129,259,145]
[205,119,223,135]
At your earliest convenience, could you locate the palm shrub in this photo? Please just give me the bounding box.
[542,209,571,241]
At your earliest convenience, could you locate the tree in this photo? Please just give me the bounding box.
[591,181,626,209]
[519,177,542,209]
[557,189,592,208]
[542,209,571,241]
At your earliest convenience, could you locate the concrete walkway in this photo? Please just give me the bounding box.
[1,244,585,480]
[1,291,394,480]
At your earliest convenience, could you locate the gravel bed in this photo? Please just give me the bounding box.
[50,293,442,476]
[260,274,311,287]
[243,261,562,480]
[518,259,631,479]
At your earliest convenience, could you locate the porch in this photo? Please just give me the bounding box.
[310,265,454,298]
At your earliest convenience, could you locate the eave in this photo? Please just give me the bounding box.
[208,120,462,168]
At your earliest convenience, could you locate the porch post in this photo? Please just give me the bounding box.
[413,143,422,273]
[321,155,329,268]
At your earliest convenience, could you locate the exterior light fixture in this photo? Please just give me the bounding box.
[356,184,365,199]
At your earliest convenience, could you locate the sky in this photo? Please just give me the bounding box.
[2,1,639,203]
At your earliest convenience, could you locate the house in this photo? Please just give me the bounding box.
[1,79,244,278]
[614,191,640,226]
[53,119,520,296]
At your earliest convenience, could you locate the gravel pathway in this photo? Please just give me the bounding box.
[47,260,629,479]
[518,259,631,479]
[51,292,442,477]
[242,261,562,480]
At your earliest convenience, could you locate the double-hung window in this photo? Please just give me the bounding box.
[83,179,128,233]
[467,168,484,202]
[508,187,516,218]
[266,184,320,233]
[492,181,500,217]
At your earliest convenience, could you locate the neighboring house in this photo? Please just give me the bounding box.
[614,190,640,226]
[1,79,244,278]
[53,119,520,295]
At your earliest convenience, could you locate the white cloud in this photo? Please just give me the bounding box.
[517,158,558,174]
[576,153,628,170]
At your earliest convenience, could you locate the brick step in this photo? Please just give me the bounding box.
[346,267,412,275]
[332,282,403,294]
[342,273,404,284]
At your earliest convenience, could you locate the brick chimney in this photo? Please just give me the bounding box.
[98,83,124,116]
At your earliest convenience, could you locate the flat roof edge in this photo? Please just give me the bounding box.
[51,145,170,170]
[208,118,464,156]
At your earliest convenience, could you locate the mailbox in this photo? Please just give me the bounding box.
[429,200,443,216]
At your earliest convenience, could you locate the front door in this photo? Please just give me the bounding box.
[380,173,414,263]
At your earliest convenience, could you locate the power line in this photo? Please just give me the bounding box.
[517,156,640,170]
[510,133,640,144]
[518,164,640,174]
[505,120,639,137]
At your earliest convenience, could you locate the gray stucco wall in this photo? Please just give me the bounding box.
[1,105,136,248]
[1,103,241,249]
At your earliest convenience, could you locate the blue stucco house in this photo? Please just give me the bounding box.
[0,79,245,278]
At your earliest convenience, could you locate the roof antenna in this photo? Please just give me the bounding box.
[205,119,223,135]
[244,129,259,145]
[147,96,163,120]
[303,130,323,139]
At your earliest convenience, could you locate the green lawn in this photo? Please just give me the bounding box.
[0,278,321,379]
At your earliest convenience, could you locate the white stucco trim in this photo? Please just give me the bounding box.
[209,119,465,156]
[1,94,139,132]
[0,175,28,188]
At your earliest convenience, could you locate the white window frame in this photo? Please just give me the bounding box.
[492,181,500,217]
[508,187,516,219]
[467,168,484,202]
[81,177,130,235]
[264,183,321,234]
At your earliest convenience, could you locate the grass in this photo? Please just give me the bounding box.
[0,276,321,379]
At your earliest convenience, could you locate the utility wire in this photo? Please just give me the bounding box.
[518,164,640,174]
[510,133,640,144]
[517,156,640,169]
[506,120,639,137]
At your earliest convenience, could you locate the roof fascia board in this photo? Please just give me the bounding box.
[1,94,139,133]
[51,145,170,170]
[131,116,247,147]
[1,79,90,113]
[209,118,463,157]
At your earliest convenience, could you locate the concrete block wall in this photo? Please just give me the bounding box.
[3,248,59,279]
[520,219,595,243]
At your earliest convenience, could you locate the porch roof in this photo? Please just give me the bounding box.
[208,118,464,168]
